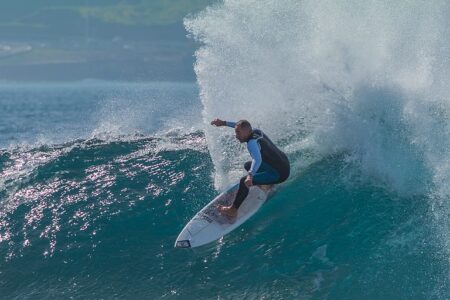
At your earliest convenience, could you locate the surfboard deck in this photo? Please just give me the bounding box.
[174,183,274,248]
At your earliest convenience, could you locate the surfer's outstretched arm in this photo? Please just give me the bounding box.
[211,118,226,126]
[210,118,236,128]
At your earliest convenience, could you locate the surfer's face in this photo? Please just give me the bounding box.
[235,125,251,143]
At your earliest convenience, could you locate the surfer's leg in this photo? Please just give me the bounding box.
[232,176,250,209]
[230,160,255,209]
[218,161,257,217]
[232,163,279,209]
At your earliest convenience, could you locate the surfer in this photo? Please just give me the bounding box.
[211,119,290,218]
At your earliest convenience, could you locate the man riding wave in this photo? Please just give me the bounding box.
[211,119,290,218]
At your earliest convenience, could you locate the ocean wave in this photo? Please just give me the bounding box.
[0,131,211,258]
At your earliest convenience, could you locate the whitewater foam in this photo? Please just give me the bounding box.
[186,0,450,193]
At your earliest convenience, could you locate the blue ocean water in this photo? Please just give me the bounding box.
[0,82,446,299]
[2,1,450,299]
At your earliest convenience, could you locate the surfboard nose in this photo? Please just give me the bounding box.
[174,228,193,248]
[174,239,191,248]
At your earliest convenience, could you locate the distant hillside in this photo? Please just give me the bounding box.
[0,0,213,40]
[0,0,211,23]
[0,0,215,81]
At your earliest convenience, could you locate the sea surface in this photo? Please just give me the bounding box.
[2,0,450,299]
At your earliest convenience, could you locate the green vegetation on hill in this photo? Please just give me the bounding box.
[78,0,212,26]
[0,0,212,28]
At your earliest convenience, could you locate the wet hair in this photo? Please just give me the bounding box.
[236,120,252,130]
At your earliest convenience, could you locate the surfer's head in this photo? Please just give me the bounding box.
[234,120,252,143]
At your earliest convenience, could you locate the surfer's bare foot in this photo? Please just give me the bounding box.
[218,205,238,218]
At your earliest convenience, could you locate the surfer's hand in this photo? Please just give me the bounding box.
[211,119,226,126]
[245,175,253,187]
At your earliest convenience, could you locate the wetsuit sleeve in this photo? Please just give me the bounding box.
[225,121,236,128]
[247,139,262,175]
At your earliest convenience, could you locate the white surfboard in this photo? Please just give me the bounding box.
[174,184,274,248]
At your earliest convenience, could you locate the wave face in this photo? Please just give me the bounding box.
[184,0,450,297]
[0,132,217,298]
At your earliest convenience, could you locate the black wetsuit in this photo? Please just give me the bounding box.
[232,128,290,209]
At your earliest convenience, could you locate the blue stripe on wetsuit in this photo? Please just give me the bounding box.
[225,121,236,128]
[247,139,262,175]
